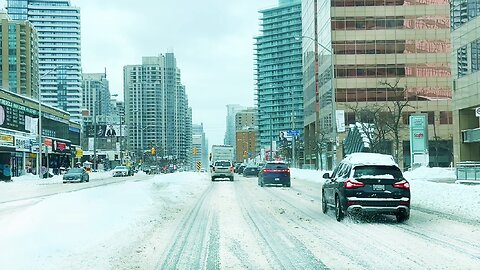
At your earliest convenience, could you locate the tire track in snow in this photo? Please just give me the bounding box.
[156,184,220,269]
[235,181,328,269]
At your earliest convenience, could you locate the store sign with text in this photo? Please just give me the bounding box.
[0,134,14,147]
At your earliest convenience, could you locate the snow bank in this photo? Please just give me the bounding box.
[291,168,329,185]
[409,179,480,221]
[0,180,154,269]
[404,166,456,181]
[7,171,113,185]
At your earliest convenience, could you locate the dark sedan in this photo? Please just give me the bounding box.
[242,166,260,177]
[258,162,290,187]
[63,168,89,183]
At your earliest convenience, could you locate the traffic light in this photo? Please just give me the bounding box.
[151,147,156,156]
[193,147,198,156]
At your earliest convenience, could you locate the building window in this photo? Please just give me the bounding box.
[421,111,435,125]
[440,111,453,124]
[345,112,355,125]
[457,45,468,78]
[472,39,480,73]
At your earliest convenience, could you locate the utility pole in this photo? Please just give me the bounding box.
[93,82,97,171]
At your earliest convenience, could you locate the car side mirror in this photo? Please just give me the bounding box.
[322,172,330,179]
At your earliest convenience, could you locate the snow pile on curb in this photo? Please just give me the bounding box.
[7,171,113,185]
[410,180,480,221]
[401,167,479,221]
[0,180,154,269]
[404,166,456,181]
[291,168,329,184]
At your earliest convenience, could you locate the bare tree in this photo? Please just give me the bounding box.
[343,79,411,162]
[346,102,389,154]
[378,79,412,162]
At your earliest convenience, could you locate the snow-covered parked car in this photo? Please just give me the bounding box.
[322,153,411,223]
[112,166,129,177]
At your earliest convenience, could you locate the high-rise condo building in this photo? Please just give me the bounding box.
[124,53,192,165]
[0,11,38,98]
[7,0,82,121]
[255,0,303,158]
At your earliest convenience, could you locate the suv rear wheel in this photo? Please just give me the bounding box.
[322,191,328,214]
[335,195,344,221]
[396,211,410,223]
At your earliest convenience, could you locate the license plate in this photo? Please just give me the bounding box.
[373,184,385,191]
[275,178,280,181]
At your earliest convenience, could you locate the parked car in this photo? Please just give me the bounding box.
[112,166,129,177]
[258,162,290,187]
[242,166,260,177]
[63,168,89,183]
[322,153,410,222]
[211,160,234,181]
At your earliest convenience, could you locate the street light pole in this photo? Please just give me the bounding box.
[37,65,72,178]
[297,36,337,169]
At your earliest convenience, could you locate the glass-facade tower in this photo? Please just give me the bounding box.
[255,0,303,158]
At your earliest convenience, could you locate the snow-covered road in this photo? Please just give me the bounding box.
[0,171,479,269]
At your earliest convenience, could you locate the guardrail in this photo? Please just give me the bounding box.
[456,162,480,183]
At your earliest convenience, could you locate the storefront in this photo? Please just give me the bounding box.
[48,138,72,174]
[0,88,76,178]
[0,134,15,181]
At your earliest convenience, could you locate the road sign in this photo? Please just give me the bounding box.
[196,161,201,172]
[287,130,300,137]
[476,107,480,117]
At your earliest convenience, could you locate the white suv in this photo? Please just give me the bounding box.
[211,160,234,181]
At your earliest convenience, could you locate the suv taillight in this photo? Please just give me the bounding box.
[393,180,410,189]
[344,179,365,189]
[230,166,234,172]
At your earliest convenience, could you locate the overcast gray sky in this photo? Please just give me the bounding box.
[78,0,279,146]
[2,0,277,145]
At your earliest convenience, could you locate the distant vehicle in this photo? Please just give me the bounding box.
[322,153,410,223]
[211,160,234,181]
[258,162,290,187]
[236,164,246,174]
[210,145,234,165]
[63,168,89,183]
[242,166,260,177]
[149,166,158,174]
[112,166,129,177]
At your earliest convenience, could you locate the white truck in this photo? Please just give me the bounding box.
[210,145,235,181]
[210,145,235,164]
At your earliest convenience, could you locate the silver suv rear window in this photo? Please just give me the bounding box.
[215,161,231,167]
